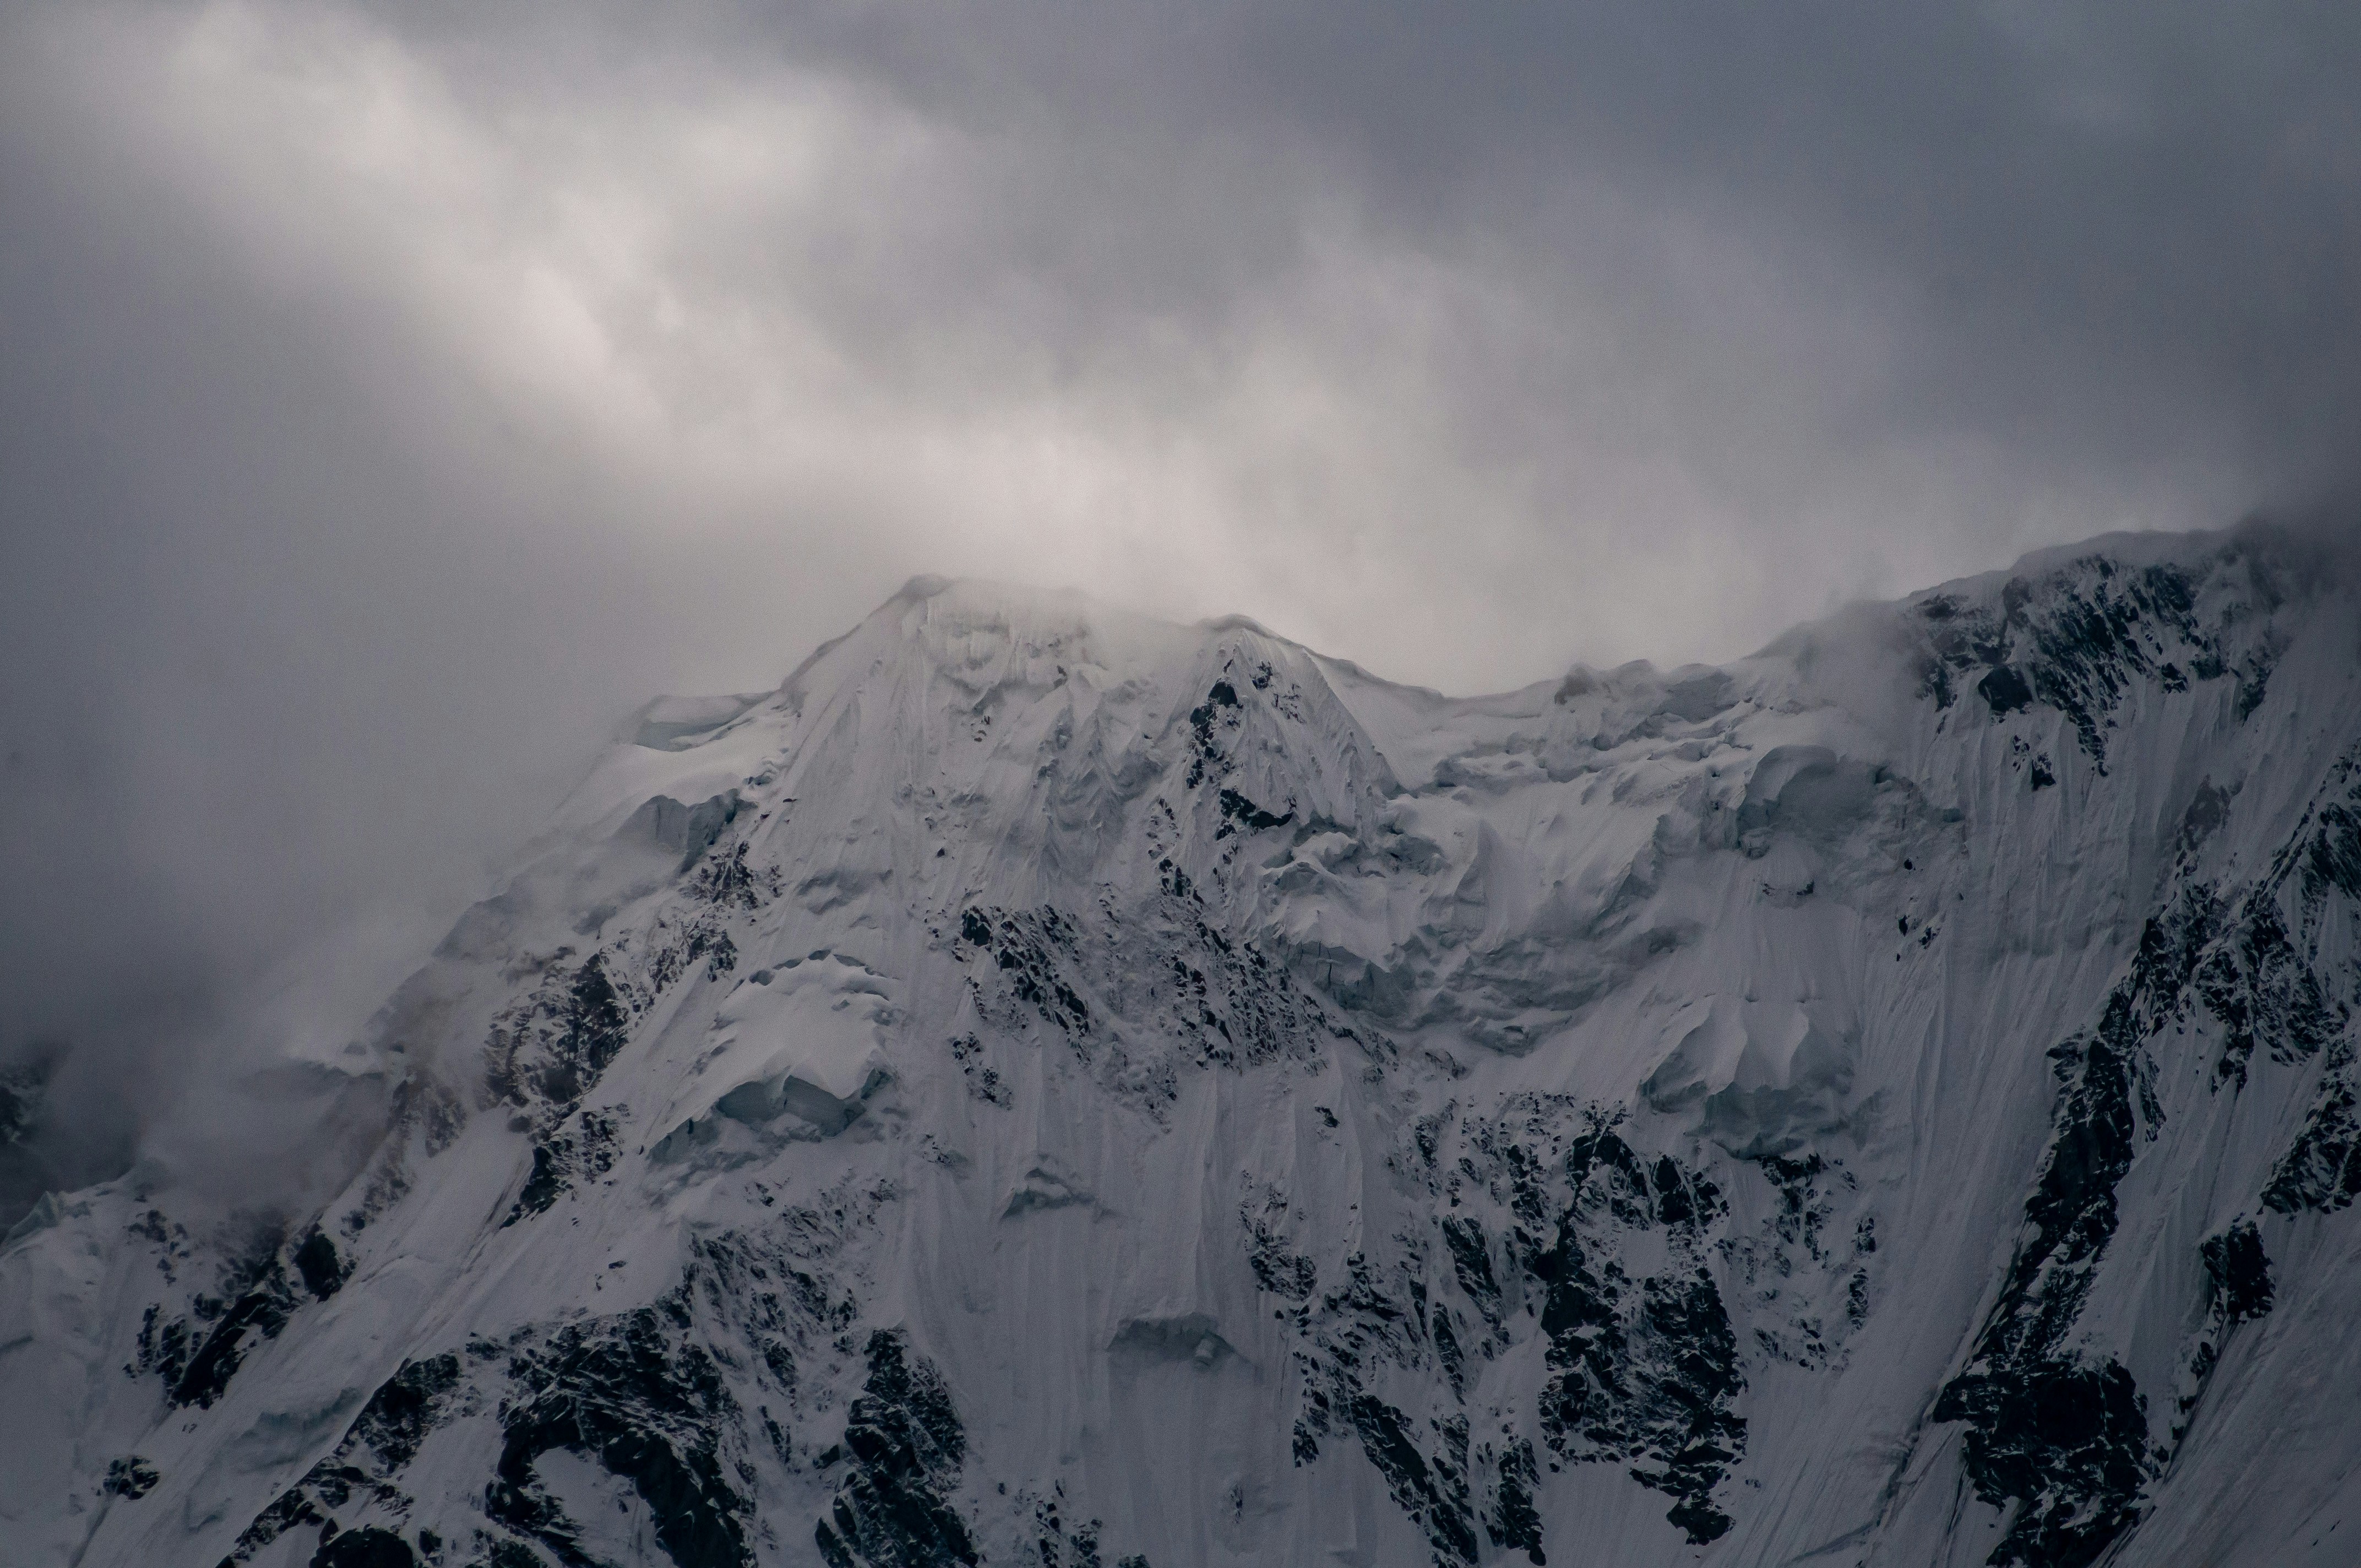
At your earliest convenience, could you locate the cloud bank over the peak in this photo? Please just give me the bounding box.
[1,0,2354,1204]
[12,3,2357,680]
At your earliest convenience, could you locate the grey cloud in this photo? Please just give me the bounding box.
[353,1,2359,641]
[1,0,2354,1213]
[654,1,2359,476]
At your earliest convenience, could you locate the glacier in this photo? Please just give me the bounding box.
[5,524,2361,1568]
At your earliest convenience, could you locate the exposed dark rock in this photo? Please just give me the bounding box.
[1284,1248,1480,1567]
[944,1032,1011,1106]
[1215,787,1293,835]
[694,842,779,911]
[488,1304,750,1568]
[102,1456,159,1499]
[1914,556,2259,767]
[502,1110,621,1227]
[1979,665,2034,716]
[958,905,1091,1040]
[293,1229,349,1300]
[353,1355,464,1471]
[1930,854,2262,1562]
[2201,1221,2274,1325]
[1724,1154,1870,1372]
[2198,896,2341,1090]
[1935,748,2361,1563]
[2172,1219,2279,1445]
[1028,1490,1111,1568]
[1531,1122,1744,1545]
[1933,1359,2151,1568]
[168,1270,298,1409]
[1342,1396,1476,1565]
[1481,1436,1544,1565]
[2245,760,2361,1205]
[485,954,635,1110]
[1932,983,2157,1561]
[1440,1217,1502,1336]
[224,1355,464,1564]
[960,883,1357,1100]
[1185,680,1242,788]
[2264,1063,2361,1212]
[813,1330,977,1568]
[311,1526,421,1568]
[1245,1214,1318,1302]
[2307,800,2361,903]
[645,916,738,991]
[1279,1101,1748,1561]
[470,1543,546,1568]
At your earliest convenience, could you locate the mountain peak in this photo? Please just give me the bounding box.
[12,526,2361,1568]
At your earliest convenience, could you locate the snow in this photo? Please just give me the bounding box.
[651,961,895,1152]
[7,525,2361,1568]
[623,692,773,750]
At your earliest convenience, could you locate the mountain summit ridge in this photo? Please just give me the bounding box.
[7,522,2361,1568]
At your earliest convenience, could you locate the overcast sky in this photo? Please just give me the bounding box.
[2,0,2356,1197]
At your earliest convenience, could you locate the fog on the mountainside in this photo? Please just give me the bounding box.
[1,0,2356,1223]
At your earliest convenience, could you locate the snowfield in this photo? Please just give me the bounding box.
[7,524,2361,1568]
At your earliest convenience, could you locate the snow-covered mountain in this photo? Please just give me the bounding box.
[8,525,2361,1568]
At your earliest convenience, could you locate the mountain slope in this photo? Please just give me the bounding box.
[7,527,2361,1568]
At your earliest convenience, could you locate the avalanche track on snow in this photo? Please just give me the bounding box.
[8,526,2361,1568]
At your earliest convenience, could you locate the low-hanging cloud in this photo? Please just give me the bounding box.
[1,0,2354,1215]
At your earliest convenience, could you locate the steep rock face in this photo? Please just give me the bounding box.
[8,531,2361,1567]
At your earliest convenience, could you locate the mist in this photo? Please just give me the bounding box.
[2,0,2355,1220]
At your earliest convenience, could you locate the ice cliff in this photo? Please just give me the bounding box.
[7,525,2361,1568]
